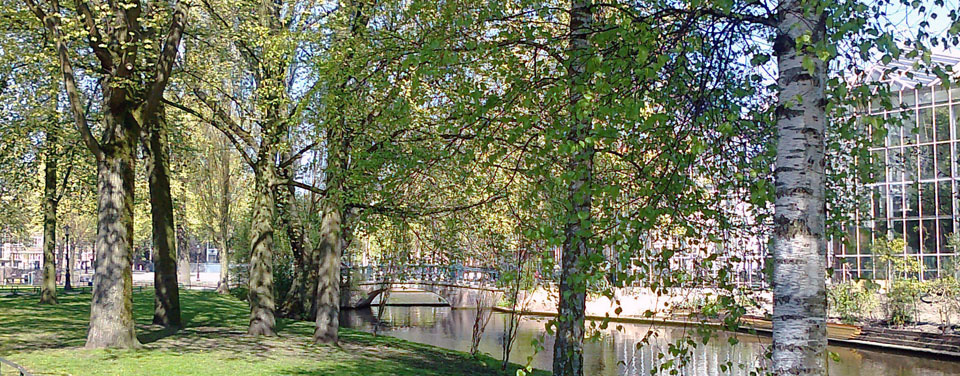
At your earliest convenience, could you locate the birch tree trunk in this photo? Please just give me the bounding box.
[772,1,828,374]
[40,130,58,305]
[143,109,181,327]
[553,1,594,374]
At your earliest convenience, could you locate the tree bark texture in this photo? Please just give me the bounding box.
[552,1,594,375]
[40,130,58,305]
[216,141,233,295]
[277,164,308,319]
[86,117,139,349]
[176,225,192,285]
[248,160,278,336]
[772,1,828,374]
[216,234,230,294]
[143,109,181,327]
[313,199,342,344]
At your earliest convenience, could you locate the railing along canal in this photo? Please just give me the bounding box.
[0,357,33,376]
[341,265,499,288]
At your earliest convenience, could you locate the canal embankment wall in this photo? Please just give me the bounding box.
[496,287,960,360]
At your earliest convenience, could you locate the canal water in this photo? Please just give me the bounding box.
[341,292,960,376]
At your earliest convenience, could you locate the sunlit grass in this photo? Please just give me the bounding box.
[0,289,540,375]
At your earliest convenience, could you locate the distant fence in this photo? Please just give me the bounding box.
[0,356,33,376]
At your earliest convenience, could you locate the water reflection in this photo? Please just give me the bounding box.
[341,305,960,376]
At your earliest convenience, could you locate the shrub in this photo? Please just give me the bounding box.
[828,281,878,324]
[886,279,925,327]
[925,276,960,332]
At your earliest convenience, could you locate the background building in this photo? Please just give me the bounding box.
[831,52,960,281]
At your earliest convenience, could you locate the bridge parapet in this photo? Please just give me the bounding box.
[341,264,499,288]
[339,264,502,308]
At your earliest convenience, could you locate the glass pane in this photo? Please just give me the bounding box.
[904,146,917,181]
[935,86,949,105]
[954,104,960,138]
[873,186,887,218]
[875,221,888,238]
[923,219,937,254]
[888,148,904,182]
[871,149,884,182]
[920,144,934,179]
[845,225,857,255]
[937,143,952,178]
[887,112,902,147]
[906,219,920,253]
[903,110,918,145]
[906,182,919,217]
[892,220,905,244]
[936,106,951,141]
[919,107,934,143]
[858,227,871,255]
[939,219,952,253]
[923,257,937,280]
[953,87,960,103]
[890,184,904,216]
[938,181,953,216]
[919,88,934,106]
[921,182,936,216]
[902,90,917,108]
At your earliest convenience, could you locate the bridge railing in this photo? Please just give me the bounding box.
[342,264,499,288]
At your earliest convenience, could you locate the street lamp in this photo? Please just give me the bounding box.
[64,225,72,291]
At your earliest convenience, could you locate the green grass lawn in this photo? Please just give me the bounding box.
[0,288,542,376]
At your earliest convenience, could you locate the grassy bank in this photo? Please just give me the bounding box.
[0,289,542,375]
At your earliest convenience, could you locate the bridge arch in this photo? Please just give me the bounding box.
[361,288,451,307]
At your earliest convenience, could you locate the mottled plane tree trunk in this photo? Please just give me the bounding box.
[277,155,311,320]
[142,108,181,327]
[39,130,59,305]
[247,158,279,335]
[771,0,828,374]
[88,115,139,348]
[26,0,187,348]
[313,188,343,343]
[216,142,233,295]
[552,0,595,375]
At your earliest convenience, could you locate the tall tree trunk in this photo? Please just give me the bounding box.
[216,145,232,295]
[771,1,828,375]
[248,160,277,335]
[143,109,181,327]
[86,116,139,349]
[277,165,307,319]
[216,232,230,294]
[40,131,58,305]
[313,199,342,343]
[176,225,192,284]
[552,1,594,375]
[303,236,319,320]
[65,235,74,290]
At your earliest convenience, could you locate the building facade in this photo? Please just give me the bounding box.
[831,54,960,281]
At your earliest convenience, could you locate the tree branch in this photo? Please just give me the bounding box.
[74,0,113,71]
[161,97,257,167]
[143,0,188,121]
[349,194,504,218]
[279,141,317,168]
[26,0,102,158]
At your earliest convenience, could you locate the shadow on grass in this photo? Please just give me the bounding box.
[0,289,546,376]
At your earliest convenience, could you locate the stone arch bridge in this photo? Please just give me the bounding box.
[340,265,502,309]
